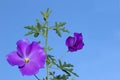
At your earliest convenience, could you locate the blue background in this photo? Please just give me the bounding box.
[0,0,120,80]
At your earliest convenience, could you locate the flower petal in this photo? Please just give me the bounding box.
[19,61,40,76]
[27,42,46,68]
[30,49,46,68]
[68,47,77,52]
[6,51,24,67]
[74,33,83,42]
[74,33,84,50]
[17,39,30,57]
[26,42,44,56]
[66,36,75,47]
[76,41,84,50]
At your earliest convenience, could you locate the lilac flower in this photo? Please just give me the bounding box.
[66,33,84,52]
[6,39,46,76]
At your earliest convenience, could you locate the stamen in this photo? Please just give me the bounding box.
[24,58,29,63]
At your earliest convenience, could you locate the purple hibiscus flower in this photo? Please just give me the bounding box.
[6,39,46,76]
[66,33,84,52]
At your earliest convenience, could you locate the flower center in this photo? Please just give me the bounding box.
[24,58,29,63]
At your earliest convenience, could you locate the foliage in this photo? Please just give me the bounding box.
[24,8,69,38]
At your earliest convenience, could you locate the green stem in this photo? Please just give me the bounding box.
[34,74,40,80]
[49,51,69,69]
[45,27,49,80]
[60,51,69,59]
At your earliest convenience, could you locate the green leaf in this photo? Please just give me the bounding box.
[24,21,41,37]
[40,11,44,17]
[24,31,34,36]
[31,26,37,31]
[34,33,39,37]
[24,26,32,30]
[61,27,70,33]
[26,26,36,31]
[49,72,69,80]
[71,78,75,80]
[59,22,66,27]
[56,30,62,37]
[71,72,79,77]
[63,62,73,67]
[58,59,62,68]
[40,8,52,21]
[47,54,56,65]
[55,60,79,77]
[53,22,70,37]
[48,46,53,51]
[36,19,41,31]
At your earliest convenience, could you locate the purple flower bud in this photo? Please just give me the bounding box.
[66,33,84,52]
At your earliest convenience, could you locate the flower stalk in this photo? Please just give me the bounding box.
[34,74,40,80]
[60,51,69,60]
[44,24,50,80]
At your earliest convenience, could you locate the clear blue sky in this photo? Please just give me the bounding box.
[0,0,120,80]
